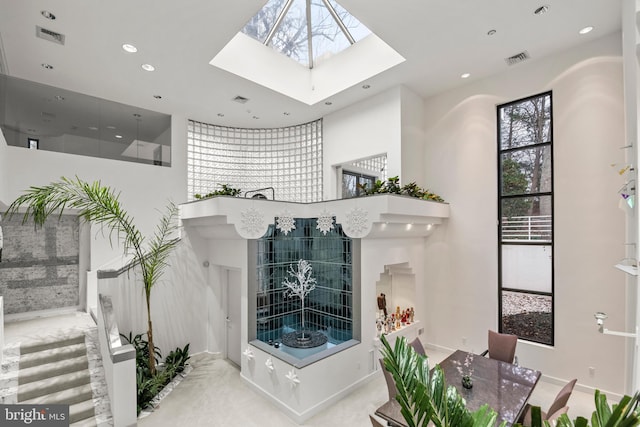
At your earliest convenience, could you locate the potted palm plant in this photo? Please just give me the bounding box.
[6,176,179,375]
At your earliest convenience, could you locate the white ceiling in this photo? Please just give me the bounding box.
[0,0,622,129]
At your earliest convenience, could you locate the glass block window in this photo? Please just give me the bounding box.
[348,154,388,181]
[498,91,554,346]
[255,218,353,346]
[187,119,322,202]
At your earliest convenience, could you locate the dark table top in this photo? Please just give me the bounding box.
[375,350,541,426]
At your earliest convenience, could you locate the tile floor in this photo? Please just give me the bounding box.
[3,313,613,426]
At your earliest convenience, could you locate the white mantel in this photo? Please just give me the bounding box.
[180,193,450,239]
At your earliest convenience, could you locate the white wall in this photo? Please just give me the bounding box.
[1,115,188,270]
[422,32,628,394]
[323,88,402,200]
[98,231,210,355]
[401,86,426,185]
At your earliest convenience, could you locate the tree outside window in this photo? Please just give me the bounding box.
[498,92,554,346]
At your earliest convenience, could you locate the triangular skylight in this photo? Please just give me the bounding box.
[241,0,372,69]
[210,1,405,105]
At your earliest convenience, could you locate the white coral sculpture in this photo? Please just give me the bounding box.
[282,259,317,330]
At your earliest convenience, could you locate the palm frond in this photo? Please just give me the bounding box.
[379,335,484,427]
[143,202,180,293]
[6,177,145,261]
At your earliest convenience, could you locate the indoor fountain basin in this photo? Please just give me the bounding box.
[281,330,328,349]
[249,338,359,368]
[279,340,333,359]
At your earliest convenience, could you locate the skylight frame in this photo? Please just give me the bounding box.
[245,0,369,69]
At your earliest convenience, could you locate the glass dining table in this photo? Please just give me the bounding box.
[375,350,541,426]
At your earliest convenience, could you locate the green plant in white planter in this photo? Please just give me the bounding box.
[6,176,179,375]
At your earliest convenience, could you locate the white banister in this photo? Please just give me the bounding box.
[98,292,136,427]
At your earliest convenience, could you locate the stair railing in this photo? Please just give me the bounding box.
[98,293,136,426]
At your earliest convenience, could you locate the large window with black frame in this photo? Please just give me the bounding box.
[497,91,553,346]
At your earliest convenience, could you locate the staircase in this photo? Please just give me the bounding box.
[1,327,112,426]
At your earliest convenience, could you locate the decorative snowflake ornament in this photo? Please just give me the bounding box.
[242,346,254,360]
[265,357,275,373]
[345,207,369,236]
[316,209,335,235]
[240,207,264,236]
[285,369,301,386]
[276,210,296,235]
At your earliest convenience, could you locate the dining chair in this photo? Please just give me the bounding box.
[519,378,577,425]
[547,406,570,422]
[546,379,577,416]
[481,330,518,363]
[410,337,426,356]
[379,358,398,400]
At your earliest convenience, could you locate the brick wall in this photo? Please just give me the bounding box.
[0,214,79,314]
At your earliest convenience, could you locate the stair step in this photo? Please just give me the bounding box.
[19,355,89,385]
[70,399,96,424]
[21,383,94,406]
[19,343,87,369]
[20,333,86,355]
[18,370,91,402]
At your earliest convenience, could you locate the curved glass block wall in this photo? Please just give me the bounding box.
[187,119,322,202]
[249,217,360,367]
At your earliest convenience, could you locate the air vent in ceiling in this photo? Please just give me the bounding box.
[36,26,65,45]
[233,95,249,104]
[505,51,530,66]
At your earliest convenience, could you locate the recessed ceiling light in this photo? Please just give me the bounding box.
[106,125,116,130]
[579,26,594,35]
[122,44,138,53]
[325,101,333,105]
[141,63,155,72]
[534,5,549,15]
[41,63,53,70]
[41,10,56,20]
[153,95,162,99]
[217,113,225,117]
[461,73,471,79]
[88,126,98,131]
[487,29,496,36]
[362,84,371,89]
[115,135,123,139]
